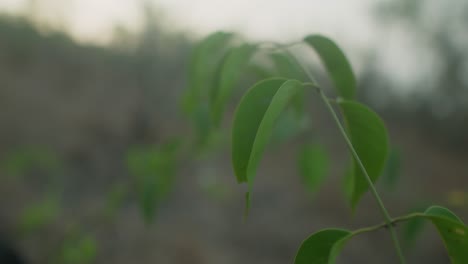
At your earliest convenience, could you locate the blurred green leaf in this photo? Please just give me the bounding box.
[3,150,31,177]
[266,52,311,145]
[193,103,213,147]
[80,236,98,262]
[402,207,426,249]
[403,216,426,247]
[2,147,62,178]
[338,100,389,210]
[270,52,306,80]
[304,35,356,99]
[183,31,234,147]
[19,196,59,234]
[232,78,303,184]
[294,228,351,264]
[297,143,328,196]
[127,141,179,223]
[211,43,257,125]
[381,147,402,190]
[60,233,97,264]
[247,62,276,80]
[183,31,233,114]
[269,108,310,147]
[271,52,307,116]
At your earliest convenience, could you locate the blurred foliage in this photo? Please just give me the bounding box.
[1,148,62,184]
[127,140,180,223]
[18,195,59,235]
[401,205,427,250]
[0,6,191,261]
[297,143,328,197]
[55,232,97,264]
[380,147,402,191]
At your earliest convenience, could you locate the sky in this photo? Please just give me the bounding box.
[0,0,383,76]
[0,0,431,92]
[0,0,378,45]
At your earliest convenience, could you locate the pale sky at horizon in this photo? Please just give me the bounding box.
[0,0,378,45]
[0,0,382,76]
[0,0,434,92]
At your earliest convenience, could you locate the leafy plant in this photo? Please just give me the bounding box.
[186,31,468,263]
[18,195,59,235]
[55,231,97,264]
[0,146,102,263]
[127,139,180,223]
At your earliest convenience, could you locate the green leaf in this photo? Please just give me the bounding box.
[270,109,310,146]
[183,31,233,114]
[401,206,426,249]
[2,147,62,178]
[402,216,426,248]
[19,197,59,234]
[338,100,389,209]
[271,52,307,115]
[328,233,354,263]
[298,143,328,196]
[247,62,276,80]
[381,147,402,190]
[304,35,356,99]
[232,78,303,184]
[127,142,179,223]
[425,205,463,223]
[183,31,234,146]
[294,228,351,264]
[271,52,306,80]
[193,103,213,147]
[295,206,468,264]
[385,206,467,263]
[79,235,98,263]
[211,43,257,125]
[60,233,97,264]
[423,206,468,264]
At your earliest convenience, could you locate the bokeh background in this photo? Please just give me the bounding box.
[0,0,467,263]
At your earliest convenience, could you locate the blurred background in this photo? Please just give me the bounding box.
[0,0,467,263]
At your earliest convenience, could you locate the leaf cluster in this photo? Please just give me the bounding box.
[186,31,468,263]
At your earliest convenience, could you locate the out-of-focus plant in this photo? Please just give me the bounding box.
[126,139,180,223]
[1,147,62,179]
[54,231,97,264]
[0,147,99,263]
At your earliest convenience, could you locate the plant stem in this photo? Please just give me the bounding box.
[316,88,406,264]
[352,212,424,237]
[267,43,406,263]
